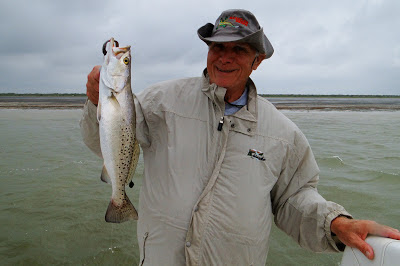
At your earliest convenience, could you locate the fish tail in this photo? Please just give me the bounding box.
[105,194,138,223]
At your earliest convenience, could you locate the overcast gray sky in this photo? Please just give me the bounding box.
[1,0,399,95]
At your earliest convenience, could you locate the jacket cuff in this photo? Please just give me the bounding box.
[324,210,352,252]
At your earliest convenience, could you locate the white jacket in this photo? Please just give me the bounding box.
[80,71,350,265]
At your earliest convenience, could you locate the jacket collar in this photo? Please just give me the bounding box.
[201,69,226,108]
[201,69,258,124]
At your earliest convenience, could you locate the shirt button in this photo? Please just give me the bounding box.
[247,128,251,132]
[231,123,235,128]
[186,241,191,247]
[194,206,199,212]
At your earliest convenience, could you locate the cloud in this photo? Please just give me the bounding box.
[0,0,399,95]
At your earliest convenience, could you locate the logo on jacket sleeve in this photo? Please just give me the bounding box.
[247,149,266,161]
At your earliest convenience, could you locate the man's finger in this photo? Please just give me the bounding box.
[358,241,374,260]
[86,67,101,105]
[93,65,101,82]
[367,222,400,239]
[341,233,375,260]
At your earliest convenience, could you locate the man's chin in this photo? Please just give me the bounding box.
[213,74,237,85]
[213,80,232,88]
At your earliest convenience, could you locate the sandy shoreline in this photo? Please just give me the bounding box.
[0,96,86,109]
[1,96,400,110]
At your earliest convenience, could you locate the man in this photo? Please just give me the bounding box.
[81,9,400,265]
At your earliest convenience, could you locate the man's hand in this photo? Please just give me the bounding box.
[86,65,101,105]
[331,216,400,260]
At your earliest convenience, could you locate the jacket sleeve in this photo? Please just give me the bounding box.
[270,129,352,252]
[79,99,102,158]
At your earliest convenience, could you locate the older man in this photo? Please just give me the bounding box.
[81,9,400,265]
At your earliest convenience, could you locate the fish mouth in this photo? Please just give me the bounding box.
[112,46,130,58]
[103,38,118,56]
[103,38,131,58]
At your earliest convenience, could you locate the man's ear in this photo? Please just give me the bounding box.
[252,54,267,70]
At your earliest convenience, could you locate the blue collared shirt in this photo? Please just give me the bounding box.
[224,87,248,115]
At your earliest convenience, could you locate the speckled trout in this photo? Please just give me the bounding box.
[97,38,139,223]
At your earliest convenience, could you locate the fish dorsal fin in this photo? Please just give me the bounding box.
[101,165,112,184]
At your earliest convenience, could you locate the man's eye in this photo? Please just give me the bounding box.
[234,46,248,53]
[213,44,224,51]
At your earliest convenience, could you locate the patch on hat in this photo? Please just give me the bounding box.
[216,16,249,30]
[229,16,249,26]
[217,17,239,29]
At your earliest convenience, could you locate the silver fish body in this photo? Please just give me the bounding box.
[97,38,139,223]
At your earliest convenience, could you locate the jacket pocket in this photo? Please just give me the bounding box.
[140,232,149,266]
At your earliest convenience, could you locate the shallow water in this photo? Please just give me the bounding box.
[267,110,400,265]
[0,109,399,265]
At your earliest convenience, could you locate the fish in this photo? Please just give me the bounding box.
[97,37,139,223]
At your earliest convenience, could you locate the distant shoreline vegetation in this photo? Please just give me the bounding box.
[260,94,400,98]
[1,93,399,98]
[0,93,87,97]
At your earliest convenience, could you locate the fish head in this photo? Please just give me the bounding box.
[101,38,131,93]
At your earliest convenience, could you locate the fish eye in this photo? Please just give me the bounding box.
[123,57,130,65]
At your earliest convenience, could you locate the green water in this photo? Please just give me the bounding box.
[0,109,399,265]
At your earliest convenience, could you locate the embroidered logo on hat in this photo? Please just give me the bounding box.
[216,16,249,30]
[229,16,249,26]
[217,17,239,29]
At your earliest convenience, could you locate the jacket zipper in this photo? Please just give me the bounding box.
[217,116,224,131]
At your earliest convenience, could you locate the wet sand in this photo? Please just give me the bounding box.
[0,96,87,109]
[1,95,400,110]
[266,96,400,110]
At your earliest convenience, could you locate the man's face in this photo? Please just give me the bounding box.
[207,42,265,94]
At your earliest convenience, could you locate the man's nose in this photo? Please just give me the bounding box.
[219,49,234,64]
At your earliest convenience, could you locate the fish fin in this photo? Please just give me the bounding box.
[96,101,101,122]
[105,194,138,223]
[100,165,111,184]
[126,140,140,184]
[100,66,112,89]
[109,93,120,109]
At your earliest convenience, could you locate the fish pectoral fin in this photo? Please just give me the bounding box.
[105,195,138,223]
[100,165,112,184]
[96,101,101,122]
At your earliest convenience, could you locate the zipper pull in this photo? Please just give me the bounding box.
[217,116,224,131]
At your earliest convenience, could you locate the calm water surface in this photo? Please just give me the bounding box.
[0,109,399,265]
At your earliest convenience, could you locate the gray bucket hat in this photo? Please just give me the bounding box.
[198,9,274,58]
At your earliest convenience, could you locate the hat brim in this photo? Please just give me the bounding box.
[197,23,274,59]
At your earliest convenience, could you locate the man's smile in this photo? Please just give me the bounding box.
[216,66,236,73]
